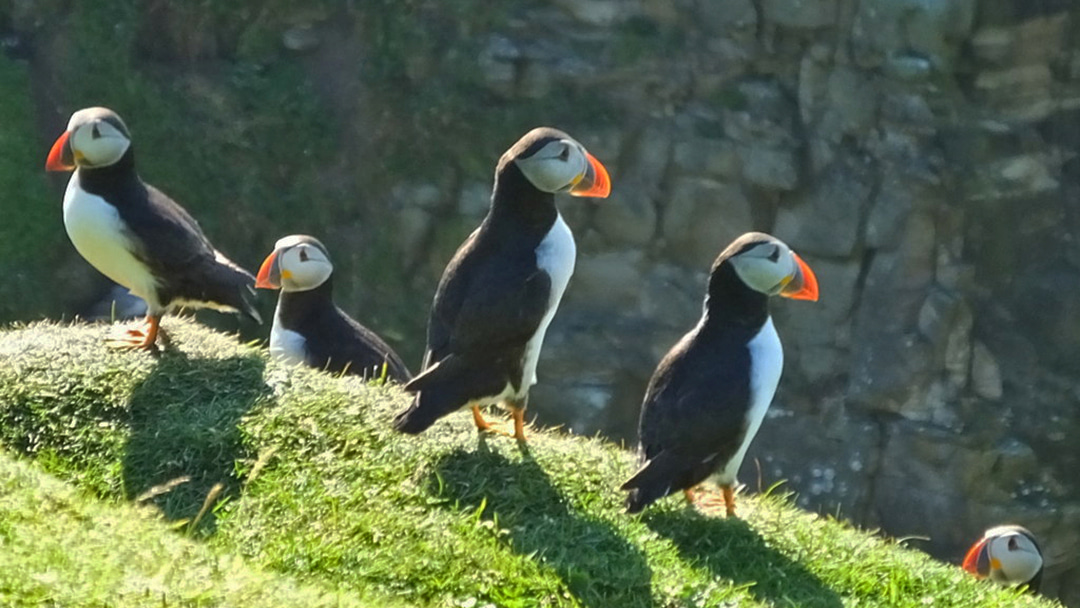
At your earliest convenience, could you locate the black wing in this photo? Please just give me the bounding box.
[124,183,258,320]
[304,305,412,383]
[420,229,552,373]
[638,328,752,465]
[622,326,754,511]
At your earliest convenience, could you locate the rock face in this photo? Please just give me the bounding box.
[4,0,1080,603]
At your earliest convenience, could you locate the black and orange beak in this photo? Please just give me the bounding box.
[255,251,282,290]
[779,253,819,301]
[46,131,75,172]
[569,152,611,198]
[962,538,992,578]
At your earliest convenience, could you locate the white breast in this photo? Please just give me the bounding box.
[519,212,576,393]
[268,306,308,367]
[63,175,161,311]
[715,316,783,485]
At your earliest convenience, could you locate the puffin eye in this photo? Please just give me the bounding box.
[91,125,101,139]
[558,146,570,162]
[298,248,309,262]
[767,247,780,262]
[1007,537,1018,551]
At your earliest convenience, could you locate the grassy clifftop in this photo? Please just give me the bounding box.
[0,319,1060,607]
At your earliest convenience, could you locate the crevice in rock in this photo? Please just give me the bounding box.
[845,151,882,317]
[835,0,860,65]
[848,246,877,322]
[650,131,679,248]
[749,0,765,48]
[858,412,892,523]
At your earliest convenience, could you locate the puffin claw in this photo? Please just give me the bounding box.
[471,405,509,436]
[509,403,528,443]
[104,316,164,351]
[683,485,739,518]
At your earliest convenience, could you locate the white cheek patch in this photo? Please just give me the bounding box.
[989,535,1043,584]
[516,141,587,193]
[279,248,333,292]
[287,264,331,289]
[72,126,130,167]
[731,256,791,294]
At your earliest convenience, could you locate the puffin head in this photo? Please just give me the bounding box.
[963,525,1044,591]
[500,127,611,198]
[46,107,132,172]
[715,232,819,301]
[256,235,334,293]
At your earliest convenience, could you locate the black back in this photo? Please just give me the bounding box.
[76,149,259,320]
[275,277,411,382]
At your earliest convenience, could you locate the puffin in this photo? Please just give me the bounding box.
[393,127,611,441]
[255,234,411,382]
[962,525,1044,592]
[45,107,259,349]
[622,232,818,516]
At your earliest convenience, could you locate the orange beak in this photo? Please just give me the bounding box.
[46,131,75,172]
[255,251,281,289]
[780,253,819,301]
[569,152,611,199]
[962,538,990,578]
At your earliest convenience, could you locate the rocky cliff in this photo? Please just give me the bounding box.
[2,0,1077,602]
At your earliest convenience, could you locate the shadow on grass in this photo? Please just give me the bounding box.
[430,444,656,608]
[122,346,268,536]
[645,510,843,608]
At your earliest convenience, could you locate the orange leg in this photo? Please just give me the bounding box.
[684,484,738,517]
[722,484,736,518]
[683,487,699,505]
[471,404,509,436]
[471,404,493,431]
[106,314,163,350]
[510,405,527,443]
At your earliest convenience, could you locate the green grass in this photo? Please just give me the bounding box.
[0,319,1062,608]
[0,451,402,607]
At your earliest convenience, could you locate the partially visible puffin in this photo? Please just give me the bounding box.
[393,127,611,441]
[622,232,818,516]
[46,107,259,349]
[255,234,411,382]
[963,525,1044,592]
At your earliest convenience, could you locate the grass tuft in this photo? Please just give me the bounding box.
[0,319,1064,608]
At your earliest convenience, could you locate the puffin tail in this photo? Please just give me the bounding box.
[393,356,504,435]
[392,395,446,435]
[218,251,262,324]
[197,252,263,324]
[237,282,262,324]
[620,452,681,514]
[392,360,463,434]
[220,268,262,324]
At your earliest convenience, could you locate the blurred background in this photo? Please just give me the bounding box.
[1,0,1077,602]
